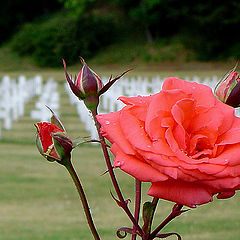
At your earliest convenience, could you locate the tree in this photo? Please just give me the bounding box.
[0,0,62,44]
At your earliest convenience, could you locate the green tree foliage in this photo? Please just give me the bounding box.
[0,0,62,44]
[10,11,117,67]
[58,0,240,60]
[179,1,240,59]
[58,0,97,16]
[8,0,240,65]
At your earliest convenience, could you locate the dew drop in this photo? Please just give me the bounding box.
[115,161,121,167]
[105,121,110,125]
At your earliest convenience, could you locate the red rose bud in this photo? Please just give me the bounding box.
[35,122,73,162]
[63,57,103,110]
[215,65,240,107]
[63,57,132,111]
[76,57,103,97]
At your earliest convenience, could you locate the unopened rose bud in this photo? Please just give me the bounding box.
[63,57,132,111]
[214,65,240,108]
[35,122,73,162]
[63,57,103,110]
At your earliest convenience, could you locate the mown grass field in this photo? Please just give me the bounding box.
[0,70,240,240]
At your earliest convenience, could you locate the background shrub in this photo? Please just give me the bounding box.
[10,12,117,67]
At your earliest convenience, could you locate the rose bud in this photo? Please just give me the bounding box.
[35,122,73,162]
[215,65,240,107]
[63,57,132,111]
[63,57,103,110]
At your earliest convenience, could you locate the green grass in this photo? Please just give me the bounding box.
[0,44,236,75]
[1,71,240,240]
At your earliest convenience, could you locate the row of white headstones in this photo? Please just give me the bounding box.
[0,76,59,138]
[1,74,240,140]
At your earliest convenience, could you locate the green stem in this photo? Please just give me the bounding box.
[132,180,142,240]
[65,161,101,240]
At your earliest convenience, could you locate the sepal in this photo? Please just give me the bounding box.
[43,152,59,162]
[98,69,133,96]
[46,106,65,132]
[35,131,44,154]
[63,59,85,99]
[71,136,100,148]
[52,133,73,161]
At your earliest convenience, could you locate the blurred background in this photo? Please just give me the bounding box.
[1,1,240,240]
[1,0,240,70]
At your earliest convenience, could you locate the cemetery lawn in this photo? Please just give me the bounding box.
[0,70,240,240]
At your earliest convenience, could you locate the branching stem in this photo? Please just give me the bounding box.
[149,204,183,240]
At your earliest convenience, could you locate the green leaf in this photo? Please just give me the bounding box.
[142,201,156,236]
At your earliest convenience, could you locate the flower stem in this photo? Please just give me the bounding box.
[91,109,144,237]
[149,204,183,240]
[132,179,142,240]
[65,161,101,240]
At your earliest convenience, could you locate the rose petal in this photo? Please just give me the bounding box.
[118,95,153,121]
[111,144,168,182]
[119,110,154,151]
[162,77,216,109]
[165,126,210,164]
[217,191,235,199]
[37,122,63,152]
[217,117,240,145]
[211,143,240,166]
[171,99,195,150]
[202,177,240,190]
[215,100,235,135]
[189,108,223,147]
[145,90,187,140]
[180,167,217,181]
[148,180,213,207]
[148,162,197,182]
[96,112,135,155]
[213,165,240,178]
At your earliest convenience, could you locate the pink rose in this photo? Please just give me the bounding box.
[97,77,240,207]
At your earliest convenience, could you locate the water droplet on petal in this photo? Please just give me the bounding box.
[105,121,110,125]
[115,161,121,167]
